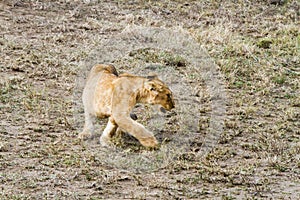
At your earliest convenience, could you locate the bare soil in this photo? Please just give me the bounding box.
[1,0,299,199]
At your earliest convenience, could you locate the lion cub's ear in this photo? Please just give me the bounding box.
[146,72,158,80]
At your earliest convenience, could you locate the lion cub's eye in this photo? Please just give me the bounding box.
[150,88,155,91]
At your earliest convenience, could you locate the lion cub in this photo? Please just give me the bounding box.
[79,64,175,148]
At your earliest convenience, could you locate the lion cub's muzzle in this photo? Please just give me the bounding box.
[167,101,175,111]
[161,100,175,113]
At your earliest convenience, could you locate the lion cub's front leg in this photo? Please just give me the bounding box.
[111,84,159,148]
[114,116,158,148]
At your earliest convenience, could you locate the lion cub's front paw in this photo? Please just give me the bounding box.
[78,131,92,140]
[139,136,158,148]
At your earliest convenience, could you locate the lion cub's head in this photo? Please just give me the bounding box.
[144,76,175,111]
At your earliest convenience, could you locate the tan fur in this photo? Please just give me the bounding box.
[79,64,175,148]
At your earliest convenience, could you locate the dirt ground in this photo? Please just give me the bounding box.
[1,0,299,199]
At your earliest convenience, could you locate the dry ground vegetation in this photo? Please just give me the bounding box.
[0,0,299,199]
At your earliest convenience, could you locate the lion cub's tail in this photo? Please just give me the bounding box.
[90,64,119,76]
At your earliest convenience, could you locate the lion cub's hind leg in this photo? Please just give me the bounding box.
[100,117,118,147]
[78,112,95,140]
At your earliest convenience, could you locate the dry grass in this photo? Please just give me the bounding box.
[0,0,299,199]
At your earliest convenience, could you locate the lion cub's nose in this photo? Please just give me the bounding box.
[169,104,175,111]
[169,100,175,110]
[171,104,175,109]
